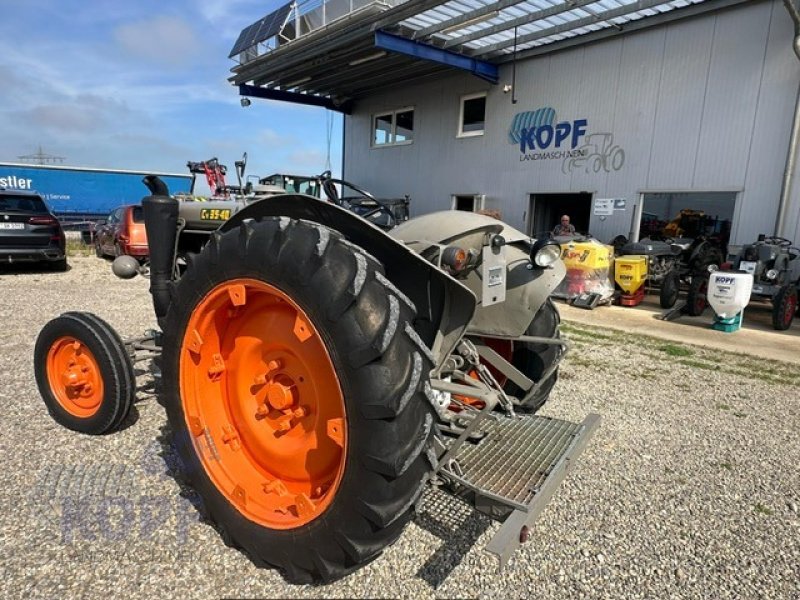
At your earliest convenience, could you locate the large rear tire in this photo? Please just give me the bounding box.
[160,217,434,583]
[772,284,797,330]
[34,312,135,434]
[505,298,561,413]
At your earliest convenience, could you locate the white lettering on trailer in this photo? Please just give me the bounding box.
[0,175,33,189]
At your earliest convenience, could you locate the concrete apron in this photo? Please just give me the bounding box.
[558,294,800,366]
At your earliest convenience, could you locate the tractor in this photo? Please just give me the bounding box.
[685,235,800,329]
[33,176,599,583]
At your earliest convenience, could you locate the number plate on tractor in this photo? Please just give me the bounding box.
[199,208,231,221]
[481,244,507,307]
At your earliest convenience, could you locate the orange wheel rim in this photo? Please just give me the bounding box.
[46,336,104,418]
[180,279,347,529]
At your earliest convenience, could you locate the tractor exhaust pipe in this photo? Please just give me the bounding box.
[141,175,178,324]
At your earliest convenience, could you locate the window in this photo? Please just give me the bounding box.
[639,192,736,246]
[372,108,414,147]
[458,92,486,137]
[451,194,486,212]
[0,194,46,212]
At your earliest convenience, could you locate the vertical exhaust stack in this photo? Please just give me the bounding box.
[141,175,178,325]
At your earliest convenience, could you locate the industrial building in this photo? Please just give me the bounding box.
[231,0,800,252]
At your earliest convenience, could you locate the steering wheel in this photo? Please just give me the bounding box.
[763,236,792,247]
[314,170,340,203]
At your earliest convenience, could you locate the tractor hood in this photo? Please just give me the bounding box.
[391,210,529,249]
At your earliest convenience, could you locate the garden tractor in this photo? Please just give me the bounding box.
[686,235,799,329]
[33,176,599,583]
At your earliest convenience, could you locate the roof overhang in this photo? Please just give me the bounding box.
[229,0,751,111]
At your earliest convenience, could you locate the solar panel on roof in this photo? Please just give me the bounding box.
[229,2,293,58]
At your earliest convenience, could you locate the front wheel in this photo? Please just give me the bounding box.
[772,284,797,330]
[161,218,435,583]
[686,275,709,317]
[34,312,135,434]
[503,298,561,413]
[659,271,680,309]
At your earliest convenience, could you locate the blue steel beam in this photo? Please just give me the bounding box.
[374,30,498,84]
[238,84,352,114]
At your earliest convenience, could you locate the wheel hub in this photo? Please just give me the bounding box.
[265,377,296,411]
[46,337,104,418]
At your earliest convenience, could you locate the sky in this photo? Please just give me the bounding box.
[0,0,343,194]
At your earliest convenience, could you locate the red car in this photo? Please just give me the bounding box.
[94,205,148,259]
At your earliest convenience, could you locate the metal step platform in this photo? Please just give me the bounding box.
[443,412,600,567]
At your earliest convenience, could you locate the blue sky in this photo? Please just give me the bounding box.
[0,0,343,193]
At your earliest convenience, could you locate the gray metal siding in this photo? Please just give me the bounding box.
[344,0,800,246]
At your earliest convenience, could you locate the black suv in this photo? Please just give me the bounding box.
[0,189,67,270]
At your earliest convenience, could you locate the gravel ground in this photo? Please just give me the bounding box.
[0,256,798,599]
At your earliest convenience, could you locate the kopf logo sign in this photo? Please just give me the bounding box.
[509,107,625,173]
[509,107,587,152]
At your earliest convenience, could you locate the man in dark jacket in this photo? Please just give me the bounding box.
[552,214,576,236]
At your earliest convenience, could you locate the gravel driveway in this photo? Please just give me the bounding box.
[0,256,798,599]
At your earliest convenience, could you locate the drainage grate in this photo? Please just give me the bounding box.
[453,415,584,508]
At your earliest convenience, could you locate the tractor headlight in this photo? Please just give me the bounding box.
[766,269,778,280]
[531,240,562,268]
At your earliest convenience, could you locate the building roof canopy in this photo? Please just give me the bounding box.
[229,0,733,110]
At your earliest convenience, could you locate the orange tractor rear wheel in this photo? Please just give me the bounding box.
[160,218,434,583]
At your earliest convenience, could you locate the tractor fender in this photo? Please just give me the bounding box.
[219,194,476,368]
[391,211,565,337]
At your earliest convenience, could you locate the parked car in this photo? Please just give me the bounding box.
[94,205,148,259]
[0,188,67,271]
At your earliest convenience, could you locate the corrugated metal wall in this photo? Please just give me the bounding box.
[343,0,800,247]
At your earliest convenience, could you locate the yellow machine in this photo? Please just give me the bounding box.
[556,239,615,301]
[613,255,648,305]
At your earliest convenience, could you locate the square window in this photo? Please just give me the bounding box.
[459,93,486,137]
[373,113,393,146]
[371,108,414,147]
[395,110,414,143]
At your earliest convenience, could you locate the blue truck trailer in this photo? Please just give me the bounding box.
[0,163,194,219]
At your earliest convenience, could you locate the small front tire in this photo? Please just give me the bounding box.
[505,298,561,413]
[686,276,709,317]
[34,312,135,434]
[659,271,680,309]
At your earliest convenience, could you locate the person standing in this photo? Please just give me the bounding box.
[552,214,576,236]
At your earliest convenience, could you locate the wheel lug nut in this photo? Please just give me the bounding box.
[254,359,284,386]
[292,406,308,419]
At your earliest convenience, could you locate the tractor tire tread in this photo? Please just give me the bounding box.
[160,217,434,584]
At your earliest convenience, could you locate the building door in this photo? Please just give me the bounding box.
[528,193,592,236]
